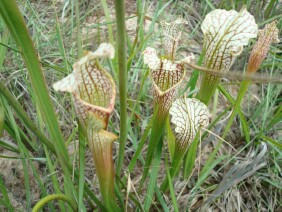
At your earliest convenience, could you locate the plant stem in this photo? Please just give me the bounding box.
[197,73,220,105]
[183,133,200,179]
[144,139,163,211]
[162,132,200,192]
[93,145,120,211]
[32,194,77,212]
[88,128,120,211]
[127,117,152,173]
[140,107,167,186]
[202,80,250,175]
[218,85,250,142]
[161,153,184,192]
[114,0,128,176]
[222,80,250,139]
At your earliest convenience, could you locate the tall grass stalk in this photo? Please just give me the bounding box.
[78,123,86,212]
[114,0,128,176]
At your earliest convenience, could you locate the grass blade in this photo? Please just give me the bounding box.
[144,139,163,211]
[165,155,179,212]
[0,176,14,211]
[0,0,76,200]
[183,134,199,179]
[0,26,9,70]
[78,123,86,211]
[101,0,114,44]
[0,100,4,137]
[218,84,250,143]
[155,186,169,212]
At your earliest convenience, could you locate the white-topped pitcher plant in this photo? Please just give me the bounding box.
[53,43,120,211]
[197,8,258,105]
[161,97,210,191]
[141,18,195,183]
[222,21,280,138]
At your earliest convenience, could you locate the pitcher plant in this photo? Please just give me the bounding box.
[222,21,279,138]
[197,8,258,105]
[141,17,195,183]
[53,43,120,211]
[161,97,210,191]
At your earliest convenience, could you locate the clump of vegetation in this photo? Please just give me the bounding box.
[0,0,281,211]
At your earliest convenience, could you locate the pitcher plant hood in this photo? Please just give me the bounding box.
[247,21,279,73]
[198,8,258,105]
[53,43,116,128]
[161,17,188,59]
[169,98,210,154]
[143,47,195,115]
[201,8,258,72]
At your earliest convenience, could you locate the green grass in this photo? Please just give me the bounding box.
[0,0,281,211]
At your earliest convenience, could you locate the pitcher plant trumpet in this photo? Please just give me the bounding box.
[141,31,194,184]
[247,21,279,74]
[160,17,188,60]
[198,8,258,105]
[222,21,279,139]
[53,43,120,211]
[161,97,210,191]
